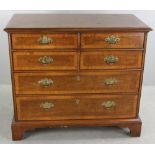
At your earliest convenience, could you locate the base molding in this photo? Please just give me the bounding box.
[11,117,142,140]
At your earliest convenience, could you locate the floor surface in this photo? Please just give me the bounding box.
[0,85,155,144]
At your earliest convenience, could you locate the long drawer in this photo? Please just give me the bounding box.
[14,71,141,95]
[16,95,138,121]
[13,51,78,71]
[80,50,143,69]
[81,32,144,49]
[12,33,78,49]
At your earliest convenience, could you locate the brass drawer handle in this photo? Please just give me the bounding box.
[104,78,117,86]
[104,56,119,64]
[38,78,54,87]
[101,101,115,109]
[38,56,53,65]
[38,35,53,45]
[40,102,54,110]
[105,35,120,44]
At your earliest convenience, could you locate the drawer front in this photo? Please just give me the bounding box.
[14,71,140,95]
[80,51,143,69]
[16,95,138,120]
[81,33,144,49]
[12,33,78,49]
[13,51,78,71]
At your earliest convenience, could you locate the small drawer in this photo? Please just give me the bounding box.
[80,50,143,70]
[16,95,138,121]
[14,71,141,95]
[12,33,78,49]
[81,32,144,49]
[13,51,78,71]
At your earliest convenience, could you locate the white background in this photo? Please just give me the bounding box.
[0,10,155,85]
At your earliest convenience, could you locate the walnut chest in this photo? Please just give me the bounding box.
[5,14,152,140]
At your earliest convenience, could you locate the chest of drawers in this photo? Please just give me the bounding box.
[5,14,151,140]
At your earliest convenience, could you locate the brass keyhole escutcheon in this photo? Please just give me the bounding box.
[75,75,81,82]
[75,99,80,104]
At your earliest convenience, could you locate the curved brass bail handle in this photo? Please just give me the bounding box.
[105,35,120,44]
[104,78,118,86]
[40,102,54,111]
[104,56,119,64]
[38,56,54,65]
[38,78,54,87]
[101,101,116,109]
[38,35,52,45]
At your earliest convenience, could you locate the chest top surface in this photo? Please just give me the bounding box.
[5,14,152,32]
